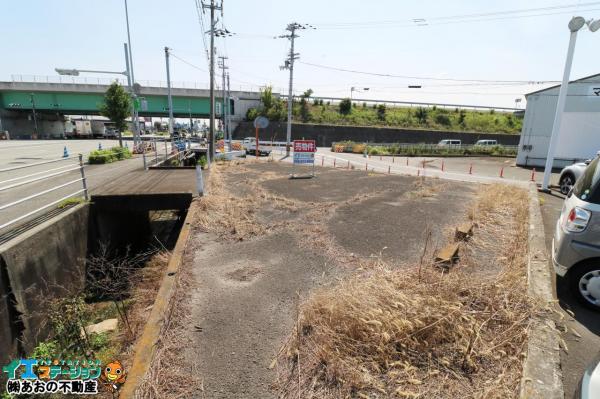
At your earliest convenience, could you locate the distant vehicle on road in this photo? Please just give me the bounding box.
[475,139,498,146]
[243,137,271,156]
[437,139,461,147]
[553,156,600,311]
[103,122,119,139]
[65,119,92,139]
[574,354,600,398]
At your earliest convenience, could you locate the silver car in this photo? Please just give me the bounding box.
[575,354,600,398]
[553,156,600,311]
[559,162,588,195]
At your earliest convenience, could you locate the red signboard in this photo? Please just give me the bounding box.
[293,140,316,153]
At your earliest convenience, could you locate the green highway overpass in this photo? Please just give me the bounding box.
[0,81,269,138]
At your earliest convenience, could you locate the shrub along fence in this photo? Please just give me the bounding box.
[331,141,518,157]
[88,147,132,164]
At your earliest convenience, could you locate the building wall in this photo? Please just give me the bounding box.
[233,121,521,147]
[517,78,600,167]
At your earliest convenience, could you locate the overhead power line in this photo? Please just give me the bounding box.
[298,61,561,84]
[311,2,600,29]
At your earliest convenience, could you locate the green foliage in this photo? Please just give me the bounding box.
[99,82,131,132]
[246,107,259,121]
[31,340,59,360]
[415,107,429,124]
[299,88,313,123]
[197,155,208,168]
[57,197,85,209]
[48,295,90,355]
[88,146,132,164]
[377,104,386,121]
[339,98,352,115]
[434,113,451,126]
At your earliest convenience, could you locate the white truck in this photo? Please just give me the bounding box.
[65,119,92,139]
[243,137,271,156]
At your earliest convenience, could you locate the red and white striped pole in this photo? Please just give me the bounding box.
[469,163,473,175]
[441,159,445,172]
[321,156,324,167]
[531,168,536,182]
[365,163,368,171]
[500,167,504,178]
[334,158,336,168]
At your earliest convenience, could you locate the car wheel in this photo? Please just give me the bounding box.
[559,173,575,195]
[569,261,600,311]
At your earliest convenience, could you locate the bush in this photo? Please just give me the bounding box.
[197,155,208,168]
[376,104,386,121]
[246,107,259,121]
[88,146,132,164]
[435,113,451,126]
[339,98,352,115]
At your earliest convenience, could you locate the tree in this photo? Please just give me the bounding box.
[415,107,428,125]
[260,85,276,111]
[100,82,131,147]
[377,104,386,121]
[300,89,313,123]
[339,98,352,115]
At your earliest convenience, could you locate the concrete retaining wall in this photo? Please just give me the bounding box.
[232,121,521,147]
[0,204,89,363]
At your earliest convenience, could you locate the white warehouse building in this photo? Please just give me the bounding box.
[517,73,600,168]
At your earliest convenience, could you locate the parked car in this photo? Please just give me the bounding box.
[559,161,594,196]
[553,156,600,311]
[574,354,600,398]
[243,137,271,156]
[475,139,497,146]
[437,139,461,147]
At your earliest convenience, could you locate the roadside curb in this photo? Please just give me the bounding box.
[519,184,563,399]
[119,200,198,398]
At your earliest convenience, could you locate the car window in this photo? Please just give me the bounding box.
[573,157,600,204]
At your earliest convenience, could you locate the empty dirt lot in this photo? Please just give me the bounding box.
[139,161,531,398]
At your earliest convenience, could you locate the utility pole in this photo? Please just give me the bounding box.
[279,23,314,156]
[164,47,175,139]
[202,0,222,164]
[226,72,232,149]
[218,55,228,149]
[124,43,134,148]
[30,94,38,138]
[123,0,139,146]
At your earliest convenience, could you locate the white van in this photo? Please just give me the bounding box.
[475,139,498,146]
[437,139,461,147]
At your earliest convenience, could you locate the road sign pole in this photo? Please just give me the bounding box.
[255,126,259,158]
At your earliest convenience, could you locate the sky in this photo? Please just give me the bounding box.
[1,0,600,108]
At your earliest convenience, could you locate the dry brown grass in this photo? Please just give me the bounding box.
[194,162,299,241]
[275,184,534,399]
[404,177,445,199]
[135,246,201,398]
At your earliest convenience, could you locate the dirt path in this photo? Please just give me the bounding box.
[171,162,477,398]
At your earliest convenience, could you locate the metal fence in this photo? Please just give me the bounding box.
[332,142,518,153]
[0,155,88,231]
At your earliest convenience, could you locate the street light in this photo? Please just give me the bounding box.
[542,16,599,191]
[55,68,128,77]
[350,87,369,100]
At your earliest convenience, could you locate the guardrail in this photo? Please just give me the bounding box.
[0,155,88,231]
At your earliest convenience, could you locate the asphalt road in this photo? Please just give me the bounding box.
[539,191,600,398]
[0,139,174,231]
[268,147,561,186]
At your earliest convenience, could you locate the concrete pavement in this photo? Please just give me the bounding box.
[539,191,600,398]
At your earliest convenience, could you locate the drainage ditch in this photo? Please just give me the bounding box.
[0,192,192,365]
